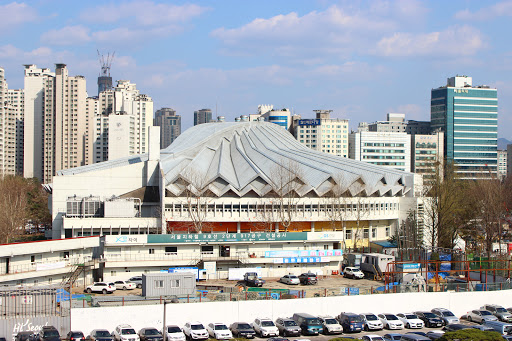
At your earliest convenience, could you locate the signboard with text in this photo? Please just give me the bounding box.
[148,232,308,244]
[265,249,342,258]
[272,257,330,264]
[298,119,320,126]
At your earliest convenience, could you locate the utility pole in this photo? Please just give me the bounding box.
[163,300,167,341]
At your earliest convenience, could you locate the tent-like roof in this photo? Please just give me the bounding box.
[160,122,414,198]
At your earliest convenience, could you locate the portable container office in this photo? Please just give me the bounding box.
[142,272,196,297]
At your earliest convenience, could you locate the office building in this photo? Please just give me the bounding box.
[293,110,349,157]
[498,149,507,180]
[507,145,512,177]
[431,75,498,179]
[368,113,430,135]
[411,131,444,184]
[349,131,411,172]
[194,108,212,125]
[154,108,181,148]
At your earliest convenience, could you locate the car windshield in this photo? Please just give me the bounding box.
[71,333,84,338]
[505,326,512,334]
[349,316,363,323]
[497,308,508,313]
[237,324,251,330]
[481,311,493,316]
[372,337,384,341]
[96,331,111,337]
[284,321,297,327]
[289,276,298,279]
[191,325,204,330]
[43,331,59,338]
[385,315,398,320]
[214,325,228,330]
[262,321,275,327]
[392,336,401,341]
[121,330,135,335]
[144,330,160,335]
[325,319,337,324]
[423,313,437,318]
[167,327,181,333]
[406,315,417,319]
[442,311,455,317]
[306,274,316,278]
[307,318,321,325]
[365,315,378,321]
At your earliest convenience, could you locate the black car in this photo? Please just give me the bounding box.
[15,332,39,341]
[229,322,256,339]
[298,273,318,285]
[138,328,163,341]
[442,324,471,332]
[267,338,289,341]
[39,326,60,341]
[66,331,85,341]
[413,311,443,328]
[88,329,114,341]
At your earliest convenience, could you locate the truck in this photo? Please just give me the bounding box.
[242,272,265,287]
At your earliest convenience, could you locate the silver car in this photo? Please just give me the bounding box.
[481,304,512,322]
[279,275,300,285]
[467,309,498,324]
[431,308,460,325]
[275,318,301,337]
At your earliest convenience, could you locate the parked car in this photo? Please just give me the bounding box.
[137,328,162,341]
[467,309,499,324]
[15,332,39,341]
[425,331,444,340]
[88,329,114,341]
[343,267,364,279]
[114,280,137,290]
[482,320,512,335]
[207,323,233,340]
[113,325,139,341]
[229,322,255,339]
[397,313,424,329]
[399,334,431,341]
[441,324,471,333]
[242,272,265,287]
[275,318,301,337]
[266,338,289,341]
[253,318,279,337]
[163,326,185,341]
[85,282,116,294]
[431,308,460,325]
[298,273,318,285]
[406,332,428,337]
[66,331,85,341]
[337,312,364,333]
[413,311,443,328]
[279,275,300,285]
[382,333,402,341]
[360,313,384,331]
[292,313,323,335]
[362,335,384,341]
[481,304,512,322]
[39,326,61,341]
[318,316,343,334]
[182,322,208,340]
[129,276,143,288]
[378,314,404,330]
[471,325,495,332]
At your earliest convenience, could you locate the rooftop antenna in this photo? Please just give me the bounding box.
[97,50,115,77]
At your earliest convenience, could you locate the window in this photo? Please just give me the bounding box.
[201,245,214,254]
[165,246,177,255]
[363,228,369,239]
[149,249,155,254]
[385,227,390,237]
[111,271,117,276]
[170,279,180,288]
[372,228,377,239]
[155,280,164,288]
[345,229,352,240]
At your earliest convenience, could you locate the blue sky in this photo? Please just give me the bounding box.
[1,0,512,137]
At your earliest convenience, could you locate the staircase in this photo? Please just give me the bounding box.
[61,260,96,288]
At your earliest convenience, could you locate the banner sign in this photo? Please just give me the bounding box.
[272,257,330,264]
[265,249,342,258]
[298,119,321,126]
[148,232,307,244]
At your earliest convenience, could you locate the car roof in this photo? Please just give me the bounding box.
[117,325,133,328]
[432,308,450,311]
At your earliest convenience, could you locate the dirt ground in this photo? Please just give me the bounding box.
[72,275,384,298]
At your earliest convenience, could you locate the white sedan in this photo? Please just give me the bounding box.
[207,323,233,340]
[378,314,404,330]
[396,313,424,329]
[114,280,137,290]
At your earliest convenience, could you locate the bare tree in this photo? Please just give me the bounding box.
[322,173,349,232]
[0,176,29,243]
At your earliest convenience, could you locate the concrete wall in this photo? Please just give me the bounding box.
[71,289,512,334]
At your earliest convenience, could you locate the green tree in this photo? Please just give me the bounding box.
[438,328,503,341]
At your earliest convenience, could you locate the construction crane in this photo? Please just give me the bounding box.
[97,50,115,77]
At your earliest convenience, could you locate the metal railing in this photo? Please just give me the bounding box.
[0,256,93,276]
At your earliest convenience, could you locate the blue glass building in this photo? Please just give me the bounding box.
[431,76,498,179]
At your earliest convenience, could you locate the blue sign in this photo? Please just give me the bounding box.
[401,263,421,270]
[274,257,323,264]
[341,287,360,295]
[298,119,320,126]
[265,249,342,258]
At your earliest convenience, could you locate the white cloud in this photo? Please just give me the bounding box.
[375,25,485,57]
[40,26,91,46]
[80,1,208,26]
[91,25,183,45]
[0,2,38,29]
[455,1,512,20]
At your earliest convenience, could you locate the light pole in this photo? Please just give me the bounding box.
[163,300,167,341]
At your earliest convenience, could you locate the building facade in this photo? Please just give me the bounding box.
[349,131,411,172]
[498,149,507,180]
[293,110,349,157]
[194,109,212,126]
[154,108,181,149]
[368,113,430,135]
[0,67,15,175]
[411,131,444,184]
[7,89,24,175]
[431,75,498,179]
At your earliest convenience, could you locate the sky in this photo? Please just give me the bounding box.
[1,0,512,137]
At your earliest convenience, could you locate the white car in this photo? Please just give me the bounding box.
[344,267,365,279]
[396,313,424,329]
[362,335,384,341]
[113,325,140,341]
[360,313,384,331]
[279,274,300,285]
[467,310,499,324]
[207,323,233,340]
[253,318,279,337]
[164,325,186,341]
[319,316,343,334]
[85,282,116,294]
[114,280,137,290]
[182,322,208,340]
[378,314,404,330]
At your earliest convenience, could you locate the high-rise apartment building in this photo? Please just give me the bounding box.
[293,110,349,157]
[7,88,24,175]
[349,131,411,172]
[194,108,212,125]
[498,149,507,180]
[154,108,181,149]
[0,67,16,175]
[431,75,498,179]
